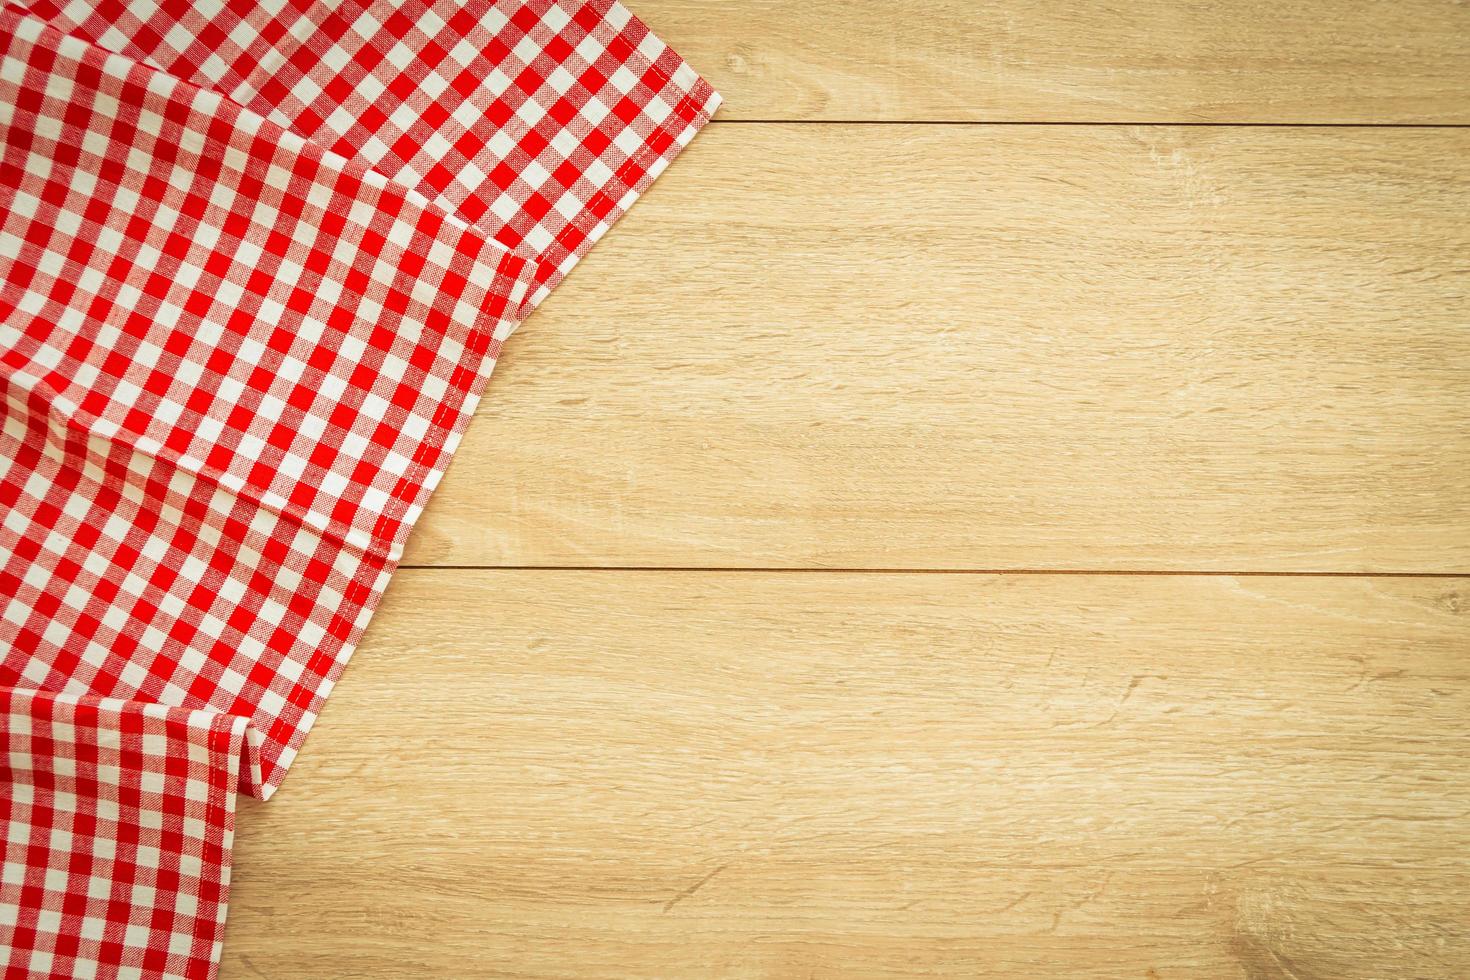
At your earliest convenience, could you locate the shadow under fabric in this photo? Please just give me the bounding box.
[0,3,719,976]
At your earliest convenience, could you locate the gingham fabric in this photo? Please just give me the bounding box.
[27,0,717,308]
[0,2,718,976]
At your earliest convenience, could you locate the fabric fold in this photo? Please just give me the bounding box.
[1,2,719,977]
[2,689,247,979]
[22,0,722,311]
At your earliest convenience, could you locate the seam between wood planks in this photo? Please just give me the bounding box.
[710,119,1470,128]
[398,565,1470,577]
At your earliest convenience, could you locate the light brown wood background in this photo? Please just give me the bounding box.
[224,3,1470,977]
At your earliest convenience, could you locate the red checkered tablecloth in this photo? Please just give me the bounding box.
[0,2,718,976]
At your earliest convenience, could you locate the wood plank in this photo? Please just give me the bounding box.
[407,125,1470,572]
[637,0,1470,122]
[224,570,1470,978]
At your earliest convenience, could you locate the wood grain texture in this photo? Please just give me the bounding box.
[634,0,1470,122]
[223,571,1470,979]
[406,125,1470,572]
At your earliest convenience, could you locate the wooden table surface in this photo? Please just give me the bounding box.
[223,3,1470,977]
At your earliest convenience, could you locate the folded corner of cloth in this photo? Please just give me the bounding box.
[0,1,720,976]
[2,690,249,980]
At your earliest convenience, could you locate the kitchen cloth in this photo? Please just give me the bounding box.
[0,2,718,976]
